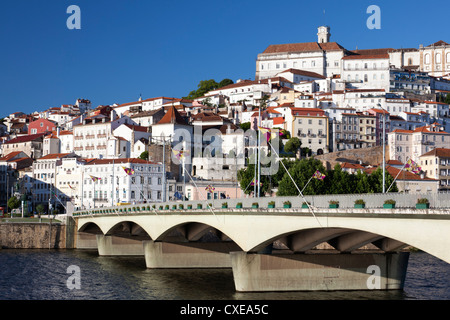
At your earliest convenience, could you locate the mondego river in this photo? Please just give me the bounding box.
[0,249,449,301]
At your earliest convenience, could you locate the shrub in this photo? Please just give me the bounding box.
[354,199,365,205]
[417,198,429,204]
[268,201,275,206]
[283,201,292,206]
[384,199,396,205]
[329,200,339,205]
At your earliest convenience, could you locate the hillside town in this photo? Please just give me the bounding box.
[1,25,450,216]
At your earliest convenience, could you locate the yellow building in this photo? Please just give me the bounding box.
[419,148,450,191]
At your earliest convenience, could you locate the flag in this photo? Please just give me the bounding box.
[250,178,262,187]
[173,149,189,160]
[258,126,282,142]
[313,170,326,180]
[51,190,58,198]
[405,159,421,174]
[122,166,135,176]
[68,184,76,190]
[205,185,215,193]
[90,175,101,182]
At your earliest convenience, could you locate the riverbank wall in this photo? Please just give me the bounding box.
[0,217,76,249]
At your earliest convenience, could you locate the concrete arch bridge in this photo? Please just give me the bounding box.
[74,193,450,292]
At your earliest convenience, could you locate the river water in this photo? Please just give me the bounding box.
[0,249,449,301]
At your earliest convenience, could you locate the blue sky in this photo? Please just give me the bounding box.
[1,0,449,118]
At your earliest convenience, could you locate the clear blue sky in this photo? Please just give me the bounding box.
[1,0,449,118]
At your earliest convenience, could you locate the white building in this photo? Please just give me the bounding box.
[73,113,137,159]
[256,26,346,80]
[32,153,76,212]
[341,54,390,92]
[81,158,164,208]
[388,123,450,163]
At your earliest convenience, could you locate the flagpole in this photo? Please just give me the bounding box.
[301,176,314,194]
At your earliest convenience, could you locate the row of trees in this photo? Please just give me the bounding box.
[238,157,398,197]
[184,79,234,100]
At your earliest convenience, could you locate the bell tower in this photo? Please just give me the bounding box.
[317,26,331,43]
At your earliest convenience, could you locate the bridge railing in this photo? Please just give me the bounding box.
[73,192,450,216]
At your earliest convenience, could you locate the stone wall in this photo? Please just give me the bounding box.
[0,222,67,249]
[315,145,389,170]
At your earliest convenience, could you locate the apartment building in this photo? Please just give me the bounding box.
[419,148,450,191]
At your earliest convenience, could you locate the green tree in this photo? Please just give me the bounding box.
[239,122,251,131]
[184,79,234,100]
[284,137,302,158]
[7,196,20,213]
[277,158,327,196]
[139,151,149,160]
[445,93,450,105]
[36,204,45,216]
[328,163,356,194]
[218,78,234,88]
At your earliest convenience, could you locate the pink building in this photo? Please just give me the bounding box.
[28,118,57,135]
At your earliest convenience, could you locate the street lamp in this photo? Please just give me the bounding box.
[377,103,387,193]
[112,153,123,206]
[257,97,276,198]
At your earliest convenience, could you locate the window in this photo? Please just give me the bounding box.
[436,53,442,64]
[425,53,430,65]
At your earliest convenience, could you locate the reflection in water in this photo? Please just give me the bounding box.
[0,249,449,300]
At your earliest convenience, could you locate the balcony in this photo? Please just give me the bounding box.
[85,146,95,150]
[97,145,107,150]
[85,135,95,139]
[74,136,84,140]
[74,147,83,151]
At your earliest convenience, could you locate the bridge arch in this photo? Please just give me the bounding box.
[105,221,152,240]
[154,221,238,246]
[75,211,450,264]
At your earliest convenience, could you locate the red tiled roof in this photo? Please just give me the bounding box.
[342,54,389,60]
[420,148,450,158]
[277,68,326,79]
[341,162,365,169]
[155,106,188,125]
[86,158,159,165]
[426,40,449,47]
[38,153,72,160]
[366,165,437,181]
[4,133,45,144]
[124,124,149,132]
[262,42,345,54]
[0,151,22,162]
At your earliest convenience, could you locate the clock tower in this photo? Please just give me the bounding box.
[317,26,331,43]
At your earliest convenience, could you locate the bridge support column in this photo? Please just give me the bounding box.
[76,232,98,250]
[143,240,240,268]
[96,235,144,256]
[230,251,409,292]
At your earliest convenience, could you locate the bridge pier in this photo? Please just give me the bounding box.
[143,240,241,268]
[96,235,144,256]
[230,251,409,292]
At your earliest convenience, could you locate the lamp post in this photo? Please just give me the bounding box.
[377,103,387,193]
[257,96,276,198]
[112,153,123,206]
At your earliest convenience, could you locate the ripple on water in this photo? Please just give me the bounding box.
[0,249,449,300]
